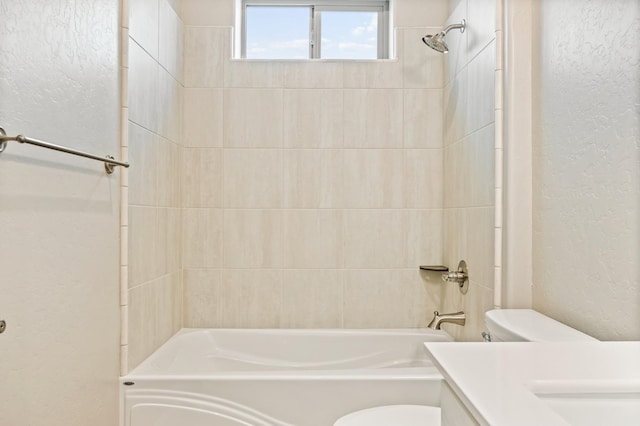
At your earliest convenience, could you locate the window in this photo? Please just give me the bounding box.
[240,0,390,59]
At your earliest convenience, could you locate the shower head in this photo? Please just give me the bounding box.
[422,32,449,53]
[422,19,466,53]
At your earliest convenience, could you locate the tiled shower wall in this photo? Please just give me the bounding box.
[123,0,184,371]
[180,0,449,329]
[440,0,498,341]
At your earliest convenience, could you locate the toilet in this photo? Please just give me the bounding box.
[332,309,596,426]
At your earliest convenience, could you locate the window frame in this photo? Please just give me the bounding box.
[240,0,390,60]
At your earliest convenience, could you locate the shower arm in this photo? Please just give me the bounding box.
[440,20,466,36]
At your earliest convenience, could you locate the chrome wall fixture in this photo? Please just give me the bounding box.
[422,19,466,53]
[0,320,6,334]
[442,260,469,294]
[427,311,466,330]
[0,127,129,174]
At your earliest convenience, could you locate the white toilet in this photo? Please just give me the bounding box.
[332,309,596,426]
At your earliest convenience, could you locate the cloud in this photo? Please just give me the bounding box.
[269,39,309,49]
[351,14,378,37]
[338,42,376,51]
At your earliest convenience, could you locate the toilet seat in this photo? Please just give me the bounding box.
[333,405,441,426]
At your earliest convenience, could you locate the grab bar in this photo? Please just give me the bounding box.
[0,127,129,174]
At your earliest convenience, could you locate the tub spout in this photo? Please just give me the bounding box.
[427,311,466,330]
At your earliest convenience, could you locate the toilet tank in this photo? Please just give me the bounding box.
[484,309,597,342]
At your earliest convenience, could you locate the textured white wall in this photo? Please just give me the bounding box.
[0,0,120,424]
[532,0,640,340]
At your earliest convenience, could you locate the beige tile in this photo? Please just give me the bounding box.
[223,149,283,208]
[402,28,444,89]
[220,270,282,328]
[183,269,222,327]
[183,88,223,147]
[283,62,344,88]
[343,269,433,328]
[443,137,471,208]
[404,89,443,149]
[466,207,495,289]
[182,208,223,268]
[468,124,495,206]
[466,42,495,134]
[224,61,283,87]
[283,210,343,269]
[404,149,443,208]
[181,0,234,26]
[467,0,496,61]
[127,282,156,368]
[443,208,467,270]
[129,0,159,59]
[183,148,222,208]
[344,210,405,268]
[406,210,443,268]
[281,270,343,328]
[184,26,227,87]
[157,69,182,144]
[128,122,157,206]
[156,207,182,274]
[159,0,184,82]
[223,89,283,148]
[394,0,448,28]
[343,149,404,208]
[170,271,183,333]
[283,89,343,148]
[283,149,343,208]
[343,60,403,88]
[154,275,177,345]
[443,71,468,145]
[156,138,182,207]
[128,206,158,287]
[223,210,283,268]
[128,39,159,132]
[343,89,403,148]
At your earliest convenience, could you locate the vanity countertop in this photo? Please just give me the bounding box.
[424,342,640,426]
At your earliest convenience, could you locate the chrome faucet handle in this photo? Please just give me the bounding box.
[441,260,469,294]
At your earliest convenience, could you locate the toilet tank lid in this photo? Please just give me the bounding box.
[485,309,598,342]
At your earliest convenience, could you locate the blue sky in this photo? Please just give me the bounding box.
[246,7,378,59]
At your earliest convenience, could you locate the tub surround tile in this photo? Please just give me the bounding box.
[283,89,344,149]
[184,26,227,88]
[183,268,222,327]
[281,270,344,328]
[220,270,283,328]
[223,88,283,148]
[403,89,443,149]
[182,208,223,268]
[343,149,404,208]
[223,210,284,269]
[402,28,444,89]
[343,210,406,269]
[283,149,344,209]
[159,0,184,83]
[404,149,444,209]
[183,88,223,147]
[343,89,403,148]
[343,269,433,328]
[128,0,159,59]
[224,60,283,88]
[283,62,344,88]
[283,210,344,269]
[183,148,223,207]
[223,149,283,208]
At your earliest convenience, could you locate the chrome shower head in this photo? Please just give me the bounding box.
[422,19,466,53]
[422,32,449,53]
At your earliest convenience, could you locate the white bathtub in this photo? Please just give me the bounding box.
[121,328,452,426]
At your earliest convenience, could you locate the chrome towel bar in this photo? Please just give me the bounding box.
[0,127,129,174]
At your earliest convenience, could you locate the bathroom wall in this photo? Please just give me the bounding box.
[531,0,640,340]
[0,1,120,425]
[124,0,184,370]
[179,0,449,329]
[440,0,498,341]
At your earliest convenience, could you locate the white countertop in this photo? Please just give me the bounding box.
[424,342,640,426]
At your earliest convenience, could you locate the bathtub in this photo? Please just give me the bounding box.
[121,328,452,426]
